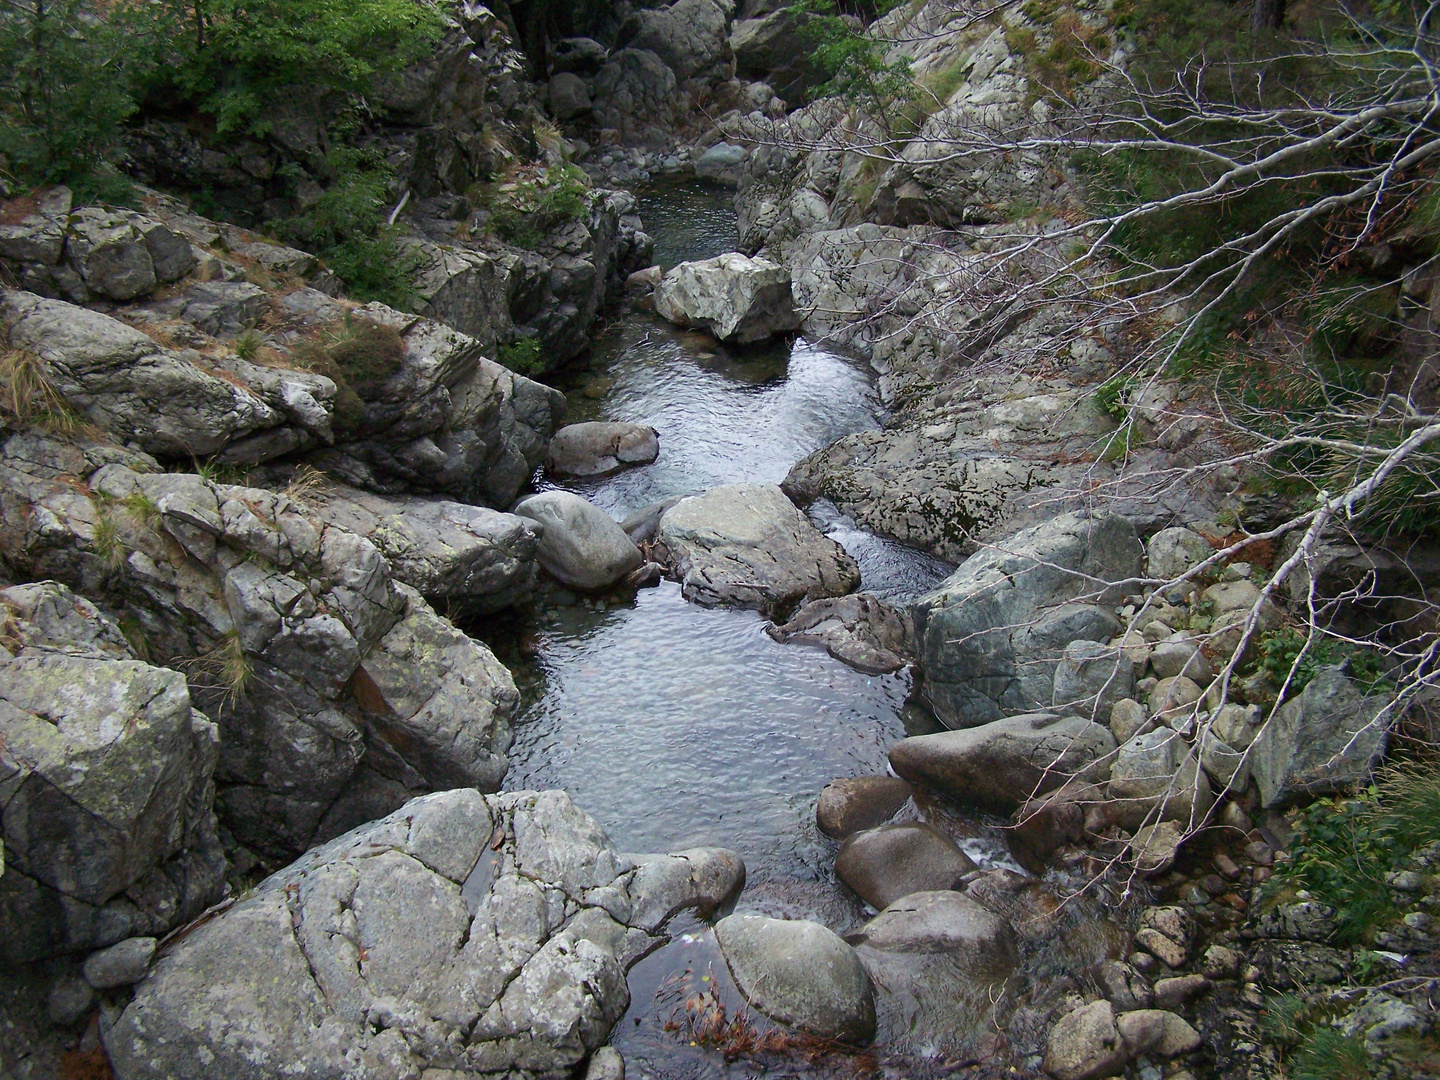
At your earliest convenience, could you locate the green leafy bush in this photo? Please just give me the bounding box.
[1255,627,1392,698]
[486,164,592,250]
[1265,764,1440,945]
[498,338,546,377]
[788,1,915,116]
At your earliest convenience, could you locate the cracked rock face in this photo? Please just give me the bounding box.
[654,253,801,345]
[0,435,519,862]
[104,789,744,1080]
[656,483,860,613]
[0,581,224,963]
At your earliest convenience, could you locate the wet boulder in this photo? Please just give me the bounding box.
[513,491,644,591]
[1250,666,1390,808]
[889,712,1116,813]
[850,891,1019,1055]
[816,776,912,840]
[835,823,974,909]
[766,592,912,674]
[657,483,859,612]
[105,789,744,1080]
[546,421,660,479]
[654,253,802,344]
[911,512,1143,727]
[1043,1000,1129,1080]
[714,913,876,1042]
[695,143,749,186]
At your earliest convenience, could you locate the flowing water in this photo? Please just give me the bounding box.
[479,180,1027,1078]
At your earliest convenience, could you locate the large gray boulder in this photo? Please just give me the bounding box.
[1052,639,1135,719]
[591,49,678,134]
[549,72,593,121]
[105,789,745,1080]
[657,483,859,611]
[0,442,520,862]
[815,776,913,840]
[0,582,224,963]
[835,823,974,910]
[2,290,282,458]
[1146,527,1213,581]
[1250,667,1390,808]
[910,512,1144,727]
[732,7,827,106]
[305,484,541,612]
[513,491,644,591]
[654,254,802,344]
[545,421,659,479]
[888,712,1116,812]
[1043,1000,1129,1080]
[714,913,876,1042]
[1107,728,1215,830]
[617,0,735,82]
[850,891,1019,1055]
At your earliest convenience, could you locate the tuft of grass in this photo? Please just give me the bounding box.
[1264,762,1440,946]
[233,330,264,361]
[483,163,592,250]
[91,509,127,571]
[118,614,152,663]
[122,492,163,532]
[0,348,97,436]
[1289,1028,1372,1080]
[180,630,252,707]
[282,464,329,506]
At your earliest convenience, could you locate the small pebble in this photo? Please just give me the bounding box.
[1213,852,1242,880]
[1129,950,1158,974]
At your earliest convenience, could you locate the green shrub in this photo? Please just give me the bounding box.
[486,164,593,250]
[1255,627,1391,698]
[1288,1028,1373,1080]
[293,316,407,437]
[1265,764,1440,946]
[498,338,547,377]
[788,0,915,117]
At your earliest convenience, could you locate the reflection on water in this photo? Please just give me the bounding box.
[635,179,739,269]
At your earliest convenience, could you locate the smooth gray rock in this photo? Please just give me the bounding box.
[546,422,660,479]
[1108,728,1215,830]
[850,891,1019,1054]
[513,491,644,591]
[1149,636,1212,682]
[655,254,801,344]
[1116,1009,1201,1058]
[307,485,541,611]
[657,483,859,611]
[47,976,96,1027]
[1052,639,1135,719]
[549,72,593,120]
[911,512,1143,727]
[767,592,911,674]
[64,208,160,300]
[714,914,876,1042]
[585,1046,626,1080]
[1043,1000,1129,1080]
[889,712,1116,812]
[695,143,749,185]
[0,583,224,964]
[83,937,158,990]
[815,776,912,840]
[836,823,974,910]
[1146,527,1213,581]
[105,789,736,1080]
[1250,666,1390,808]
[625,848,746,933]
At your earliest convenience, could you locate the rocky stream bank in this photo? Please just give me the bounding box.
[3,2,1439,1080]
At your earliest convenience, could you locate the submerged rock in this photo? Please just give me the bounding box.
[546,421,660,479]
[513,491,644,592]
[767,592,911,674]
[657,483,859,612]
[105,789,743,1080]
[654,253,802,344]
[714,913,876,1042]
[850,891,1019,1055]
[835,823,975,910]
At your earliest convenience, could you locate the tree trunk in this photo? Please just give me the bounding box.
[1251,0,1286,30]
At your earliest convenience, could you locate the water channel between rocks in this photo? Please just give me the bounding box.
[478,181,1003,1078]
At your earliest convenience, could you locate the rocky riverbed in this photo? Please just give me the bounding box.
[3,2,1439,1080]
